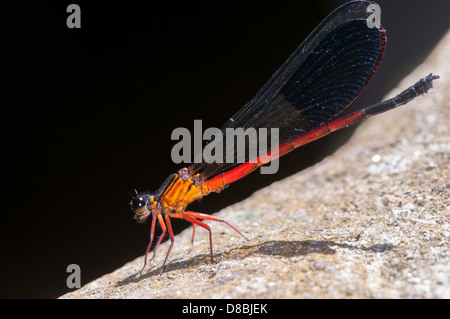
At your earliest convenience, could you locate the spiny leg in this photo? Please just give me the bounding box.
[181,213,215,263]
[191,224,196,247]
[160,215,175,275]
[152,214,167,260]
[141,214,156,275]
[141,214,166,275]
[168,211,249,266]
[185,211,249,241]
[168,212,196,247]
[169,212,196,247]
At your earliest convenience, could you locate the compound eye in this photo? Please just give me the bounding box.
[132,197,147,212]
[130,194,151,222]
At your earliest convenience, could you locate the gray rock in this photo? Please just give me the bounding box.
[60,31,450,299]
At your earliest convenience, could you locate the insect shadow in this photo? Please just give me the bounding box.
[115,239,394,287]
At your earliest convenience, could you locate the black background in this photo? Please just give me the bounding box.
[2,0,449,298]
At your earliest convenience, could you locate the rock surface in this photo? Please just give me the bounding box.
[61,31,450,299]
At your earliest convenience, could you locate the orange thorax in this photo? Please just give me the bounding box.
[154,168,211,214]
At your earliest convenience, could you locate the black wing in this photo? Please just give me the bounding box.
[189,1,385,179]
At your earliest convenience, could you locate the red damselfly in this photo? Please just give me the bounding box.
[131,0,439,274]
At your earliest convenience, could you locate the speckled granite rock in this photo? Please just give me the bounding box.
[60,31,450,299]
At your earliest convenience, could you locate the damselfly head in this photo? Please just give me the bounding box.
[131,193,152,222]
